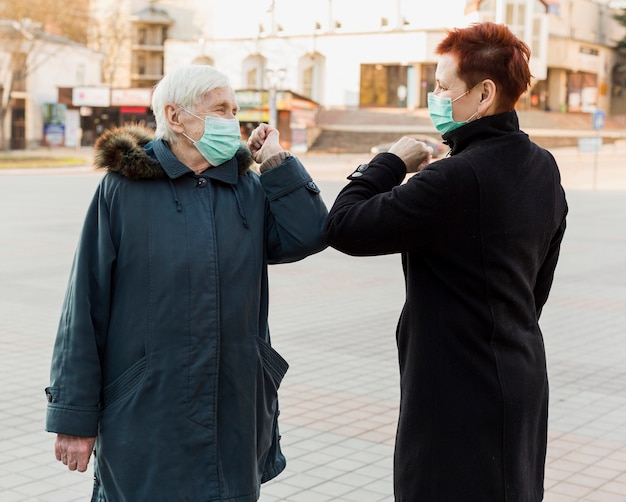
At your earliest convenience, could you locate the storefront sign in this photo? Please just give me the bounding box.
[73,87,111,107]
[112,88,153,106]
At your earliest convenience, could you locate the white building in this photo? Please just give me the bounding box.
[468,0,626,115]
[155,0,626,120]
[163,0,471,109]
[0,20,103,149]
[5,0,626,149]
[27,36,104,149]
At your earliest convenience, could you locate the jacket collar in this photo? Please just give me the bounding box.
[152,139,240,184]
[442,110,523,156]
[93,124,253,181]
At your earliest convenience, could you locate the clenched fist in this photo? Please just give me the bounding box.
[247,123,283,164]
[388,137,434,173]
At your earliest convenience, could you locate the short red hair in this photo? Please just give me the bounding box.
[435,22,532,111]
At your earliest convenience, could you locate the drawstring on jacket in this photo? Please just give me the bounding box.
[231,185,250,229]
[167,177,249,227]
[168,179,183,212]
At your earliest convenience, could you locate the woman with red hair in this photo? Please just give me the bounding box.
[324,22,567,501]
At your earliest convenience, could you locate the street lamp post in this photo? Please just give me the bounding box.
[265,68,286,128]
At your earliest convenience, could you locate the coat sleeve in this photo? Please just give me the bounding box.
[534,215,567,318]
[45,180,117,437]
[323,153,460,256]
[260,155,328,263]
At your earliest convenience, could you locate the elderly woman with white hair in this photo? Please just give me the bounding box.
[45,64,327,501]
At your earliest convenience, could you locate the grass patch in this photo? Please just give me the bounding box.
[0,155,88,169]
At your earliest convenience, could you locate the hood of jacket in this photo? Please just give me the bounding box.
[93,124,254,179]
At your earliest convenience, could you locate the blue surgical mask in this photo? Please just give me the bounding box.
[181,107,241,166]
[427,85,479,135]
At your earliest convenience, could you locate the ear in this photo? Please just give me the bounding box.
[477,79,497,117]
[166,104,185,134]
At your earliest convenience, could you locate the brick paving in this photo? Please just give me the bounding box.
[0,142,625,501]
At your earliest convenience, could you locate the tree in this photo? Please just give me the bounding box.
[613,7,626,97]
[88,0,131,86]
[0,20,36,150]
[0,0,91,150]
[0,0,91,43]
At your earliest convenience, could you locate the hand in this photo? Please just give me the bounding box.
[388,137,433,173]
[247,123,283,164]
[55,434,96,472]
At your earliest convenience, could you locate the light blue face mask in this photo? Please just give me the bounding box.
[181,107,241,166]
[427,84,480,135]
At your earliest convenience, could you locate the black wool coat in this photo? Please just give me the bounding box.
[324,111,567,501]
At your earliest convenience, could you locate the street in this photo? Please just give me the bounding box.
[0,145,625,501]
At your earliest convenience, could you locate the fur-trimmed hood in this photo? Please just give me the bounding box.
[93,124,253,179]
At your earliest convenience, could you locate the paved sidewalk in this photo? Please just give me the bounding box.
[0,146,625,501]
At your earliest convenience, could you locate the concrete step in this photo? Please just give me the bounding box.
[310,129,429,153]
[311,107,626,152]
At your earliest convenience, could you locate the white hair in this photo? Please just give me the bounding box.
[152,65,231,142]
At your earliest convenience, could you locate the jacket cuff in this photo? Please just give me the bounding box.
[46,387,100,437]
[46,401,99,437]
[260,156,320,201]
[259,151,292,173]
[346,153,407,185]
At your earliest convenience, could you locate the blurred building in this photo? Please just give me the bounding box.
[3,0,626,149]
[121,0,626,121]
[0,19,103,149]
[161,0,626,118]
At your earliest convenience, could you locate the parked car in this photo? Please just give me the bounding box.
[370,135,448,157]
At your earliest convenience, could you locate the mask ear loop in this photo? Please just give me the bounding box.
[463,82,485,122]
[178,106,202,120]
[451,88,471,103]
[182,132,196,144]
[466,110,480,122]
[178,106,203,145]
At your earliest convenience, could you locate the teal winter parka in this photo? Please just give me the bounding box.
[45,125,328,501]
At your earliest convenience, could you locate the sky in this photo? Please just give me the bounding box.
[208,0,470,39]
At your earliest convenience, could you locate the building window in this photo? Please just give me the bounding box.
[247,68,258,88]
[506,1,526,39]
[242,54,266,89]
[13,53,27,92]
[546,1,559,16]
[501,0,545,61]
[137,54,146,75]
[532,17,541,56]
[302,67,313,98]
[360,64,409,108]
[298,52,325,102]
[138,27,147,45]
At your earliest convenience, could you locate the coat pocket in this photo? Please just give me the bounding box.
[257,338,289,391]
[100,356,147,414]
[256,338,288,479]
